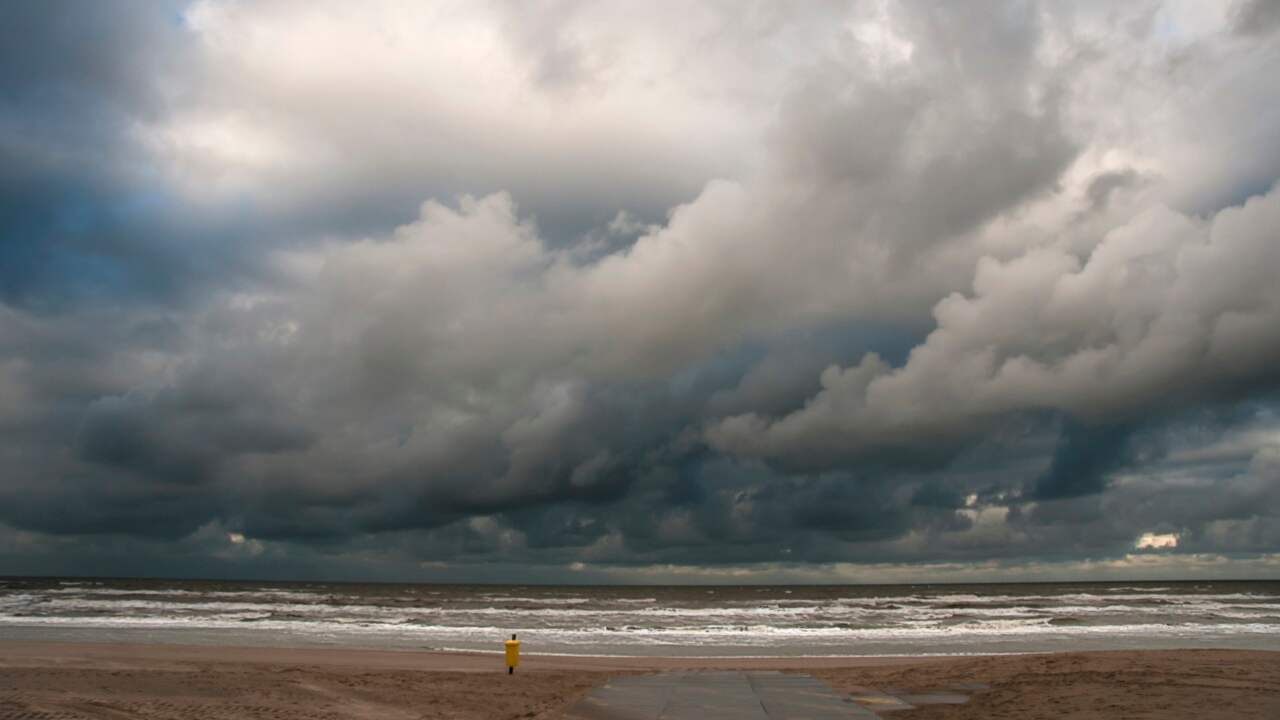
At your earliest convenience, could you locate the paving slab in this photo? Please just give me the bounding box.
[563,671,881,719]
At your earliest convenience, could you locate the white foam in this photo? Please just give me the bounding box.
[1,613,1275,645]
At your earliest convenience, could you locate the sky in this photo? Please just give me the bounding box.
[1,0,1279,584]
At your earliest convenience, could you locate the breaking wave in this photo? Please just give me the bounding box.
[3,579,1278,656]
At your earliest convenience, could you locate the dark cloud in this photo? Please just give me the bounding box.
[3,474,216,540]
[1032,420,1137,500]
[76,382,313,485]
[0,1,199,309]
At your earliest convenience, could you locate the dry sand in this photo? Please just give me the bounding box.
[1,640,1277,719]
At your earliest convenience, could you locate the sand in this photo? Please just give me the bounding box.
[1,641,1277,719]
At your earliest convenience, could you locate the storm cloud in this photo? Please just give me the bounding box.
[1,0,1279,582]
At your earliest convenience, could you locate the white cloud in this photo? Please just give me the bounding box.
[708,185,1280,466]
[1135,532,1179,550]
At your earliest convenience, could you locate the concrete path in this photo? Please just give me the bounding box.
[562,671,881,719]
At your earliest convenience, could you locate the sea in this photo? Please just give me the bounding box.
[2,578,1278,657]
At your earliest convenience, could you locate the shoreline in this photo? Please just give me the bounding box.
[0,639,955,672]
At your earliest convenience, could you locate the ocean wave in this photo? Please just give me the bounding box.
[43,587,328,601]
[5,580,1279,658]
[1,613,1275,644]
[833,592,1273,605]
[13,594,1280,629]
[5,580,1278,656]
[477,595,590,604]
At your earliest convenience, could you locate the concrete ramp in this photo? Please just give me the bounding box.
[563,671,881,719]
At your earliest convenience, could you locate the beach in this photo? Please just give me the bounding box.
[2,641,1277,719]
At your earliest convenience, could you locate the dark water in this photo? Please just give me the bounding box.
[2,577,1278,657]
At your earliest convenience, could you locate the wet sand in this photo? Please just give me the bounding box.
[1,641,1277,719]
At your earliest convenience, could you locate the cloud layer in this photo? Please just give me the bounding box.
[1,0,1279,581]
